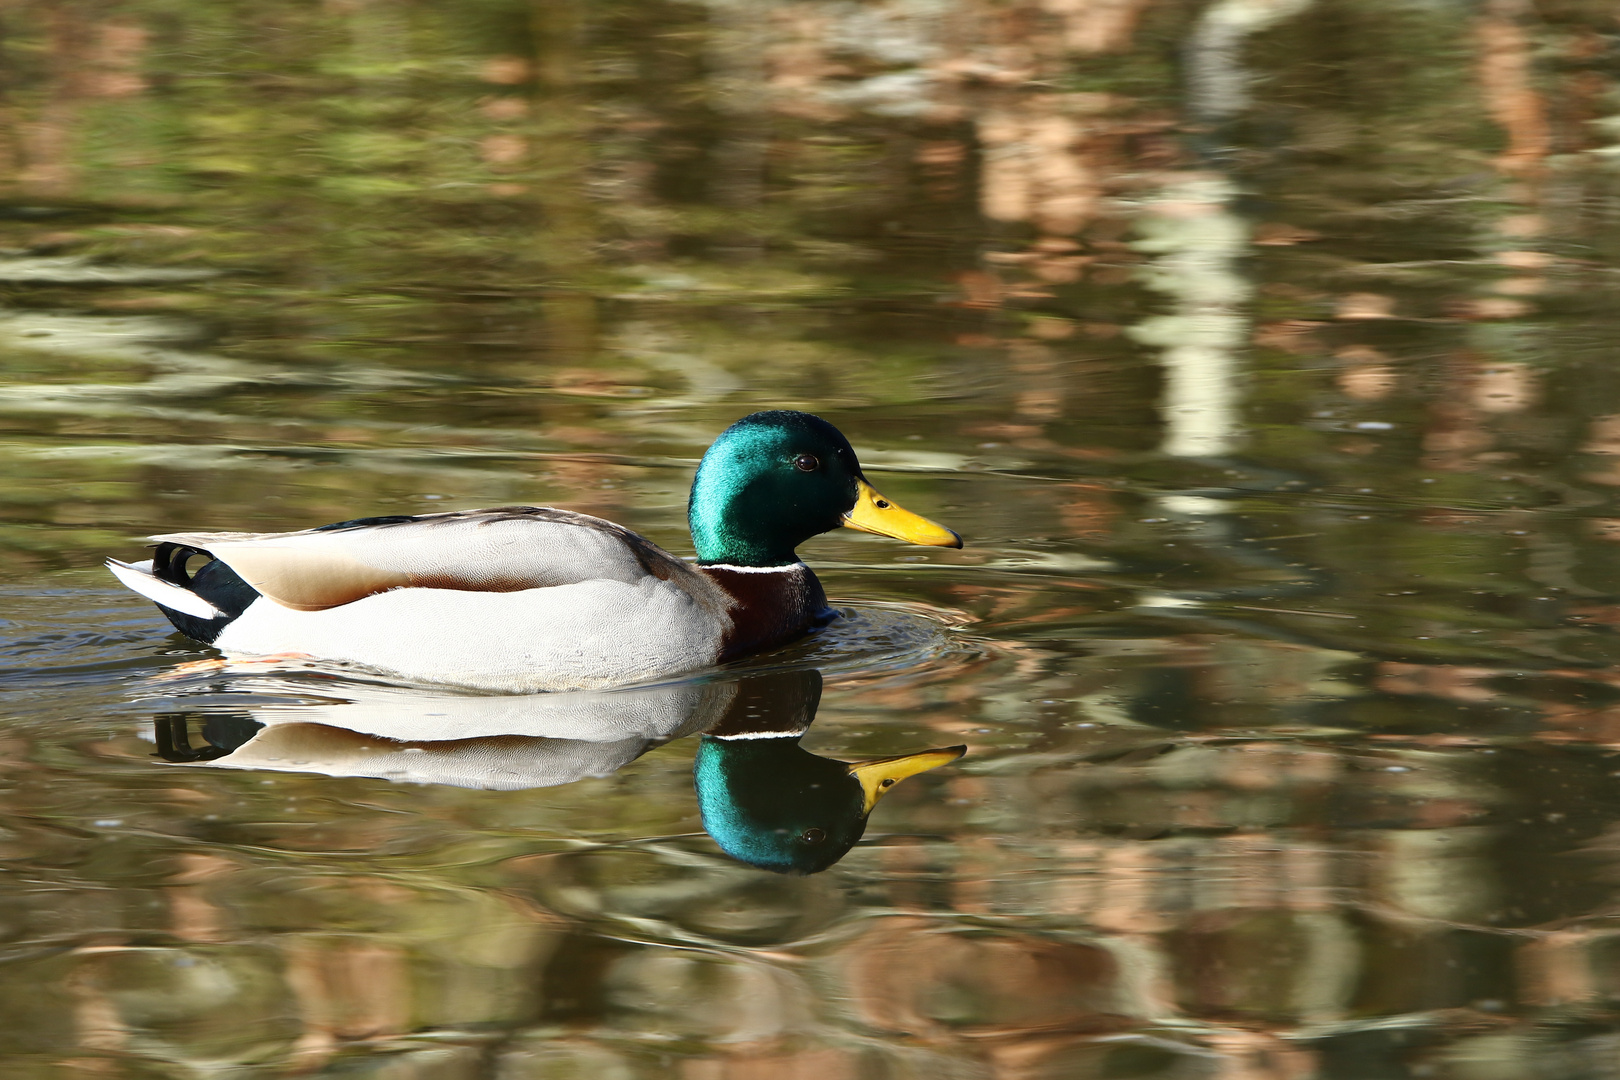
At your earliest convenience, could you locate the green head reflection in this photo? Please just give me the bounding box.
[694,670,965,875]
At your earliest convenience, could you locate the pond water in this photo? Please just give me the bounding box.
[5,0,1620,1076]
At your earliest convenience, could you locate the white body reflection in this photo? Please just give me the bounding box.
[148,676,734,790]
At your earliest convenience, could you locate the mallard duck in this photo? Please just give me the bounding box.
[694,670,964,873]
[108,411,962,692]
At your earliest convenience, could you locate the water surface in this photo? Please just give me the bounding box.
[5,1,1620,1076]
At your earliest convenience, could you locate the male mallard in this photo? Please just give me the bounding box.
[107,411,961,692]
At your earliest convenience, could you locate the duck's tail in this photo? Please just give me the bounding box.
[107,558,224,619]
[107,544,260,643]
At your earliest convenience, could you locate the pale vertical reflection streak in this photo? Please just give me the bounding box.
[1130,172,1248,460]
[1130,0,1314,461]
[1183,0,1315,126]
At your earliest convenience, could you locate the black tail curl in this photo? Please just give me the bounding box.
[150,543,260,644]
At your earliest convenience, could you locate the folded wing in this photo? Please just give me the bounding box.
[152,506,711,612]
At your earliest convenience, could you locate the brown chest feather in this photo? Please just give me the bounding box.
[700,564,830,661]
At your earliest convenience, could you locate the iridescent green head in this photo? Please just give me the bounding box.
[687,410,962,567]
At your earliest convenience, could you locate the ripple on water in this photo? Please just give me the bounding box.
[0,584,206,726]
[4,582,984,781]
[124,598,984,712]
[722,601,984,688]
[503,842,851,949]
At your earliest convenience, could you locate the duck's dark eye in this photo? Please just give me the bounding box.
[793,454,819,472]
[801,828,826,844]
[880,778,895,788]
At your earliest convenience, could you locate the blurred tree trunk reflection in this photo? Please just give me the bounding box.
[531,0,597,365]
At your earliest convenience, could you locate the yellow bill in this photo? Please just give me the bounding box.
[842,478,963,548]
[848,745,967,814]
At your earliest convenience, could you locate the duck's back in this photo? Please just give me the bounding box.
[157,506,703,608]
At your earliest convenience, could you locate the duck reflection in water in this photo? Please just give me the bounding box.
[149,668,964,874]
[694,673,963,873]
